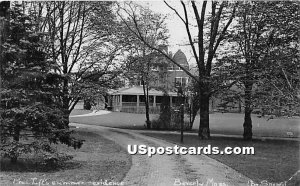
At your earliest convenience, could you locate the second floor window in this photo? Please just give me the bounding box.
[168,65,181,71]
[175,77,188,87]
[150,66,159,71]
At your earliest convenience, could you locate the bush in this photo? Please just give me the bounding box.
[158,93,171,129]
[151,117,162,130]
[40,152,73,167]
[151,109,191,130]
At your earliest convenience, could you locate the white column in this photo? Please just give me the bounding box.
[153,96,156,107]
[137,95,140,113]
[113,95,116,111]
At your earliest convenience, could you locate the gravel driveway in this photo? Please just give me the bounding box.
[71,123,250,186]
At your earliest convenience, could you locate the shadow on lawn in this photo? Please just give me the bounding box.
[0,130,99,173]
[0,157,81,172]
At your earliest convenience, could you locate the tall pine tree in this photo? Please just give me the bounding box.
[1,3,82,163]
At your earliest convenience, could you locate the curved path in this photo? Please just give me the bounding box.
[71,123,250,186]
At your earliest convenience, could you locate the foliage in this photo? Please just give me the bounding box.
[258,47,299,117]
[118,2,169,128]
[119,1,238,139]
[0,3,83,163]
[151,116,190,131]
[216,1,299,139]
[23,1,127,114]
[159,93,172,128]
[153,92,171,129]
[151,97,190,130]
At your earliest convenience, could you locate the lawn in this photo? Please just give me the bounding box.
[0,128,131,186]
[70,109,92,116]
[70,110,300,138]
[70,111,157,129]
[141,132,299,184]
[193,113,300,138]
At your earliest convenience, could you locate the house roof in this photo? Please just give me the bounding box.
[108,86,179,96]
[173,49,188,65]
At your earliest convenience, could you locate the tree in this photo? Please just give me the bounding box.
[118,1,238,139]
[0,3,82,163]
[261,48,300,117]
[186,78,200,129]
[125,54,156,128]
[218,1,299,139]
[118,2,169,129]
[0,1,10,91]
[25,1,127,124]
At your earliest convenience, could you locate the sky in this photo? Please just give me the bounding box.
[137,1,201,67]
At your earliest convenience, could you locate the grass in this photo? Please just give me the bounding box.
[70,111,157,129]
[0,128,131,186]
[193,113,300,138]
[70,109,92,116]
[70,111,300,138]
[141,132,299,184]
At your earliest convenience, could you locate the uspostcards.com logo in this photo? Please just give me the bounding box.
[128,144,255,157]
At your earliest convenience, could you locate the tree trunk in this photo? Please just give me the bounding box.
[189,94,200,130]
[190,105,198,129]
[189,102,193,130]
[0,2,10,107]
[198,92,210,139]
[243,82,253,140]
[238,99,242,113]
[145,88,151,129]
[142,79,151,129]
[11,125,20,163]
[61,108,70,129]
[83,99,92,110]
[62,78,70,128]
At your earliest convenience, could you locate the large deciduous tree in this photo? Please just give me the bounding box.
[218,1,299,139]
[26,1,127,124]
[118,1,237,139]
[117,2,168,129]
[125,53,157,128]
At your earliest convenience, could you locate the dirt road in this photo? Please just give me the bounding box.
[71,123,250,186]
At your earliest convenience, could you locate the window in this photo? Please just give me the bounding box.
[123,95,137,102]
[156,96,163,103]
[167,66,173,71]
[173,96,185,105]
[175,77,181,87]
[140,95,154,103]
[174,77,188,87]
[151,66,159,71]
[168,65,182,71]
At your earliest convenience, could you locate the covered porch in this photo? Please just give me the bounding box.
[107,86,180,114]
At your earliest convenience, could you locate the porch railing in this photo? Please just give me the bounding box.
[114,102,162,114]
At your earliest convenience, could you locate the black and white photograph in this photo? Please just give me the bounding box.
[0,0,299,185]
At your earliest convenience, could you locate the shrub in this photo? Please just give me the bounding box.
[151,108,191,130]
[150,117,162,130]
[158,93,171,129]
